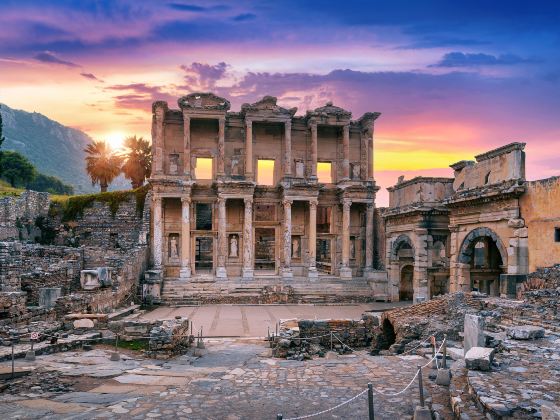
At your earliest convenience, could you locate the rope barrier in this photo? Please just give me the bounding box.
[283,388,368,420]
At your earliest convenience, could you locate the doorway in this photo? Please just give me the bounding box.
[255,228,276,273]
[195,237,213,273]
[399,265,414,301]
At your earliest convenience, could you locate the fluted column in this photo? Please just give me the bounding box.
[308,199,318,278]
[284,120,292,177]
[245,119,253,179]
[282,199,293,278]
[342,124,350,180]
[182,113,191,177]
[364,203,374,276]
[242,197,254,278]
[152,195,163,268]
[217,117,225,176]
[360,130,368,180]
[368,127,374,181]
[310,121,318,180]
[216,197,228,278]
[179,197,191,279]
[340,199,352,279]
[152,105,165,175]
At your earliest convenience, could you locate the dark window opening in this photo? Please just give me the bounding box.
[317,207,331,233]
[196,203,213,230]
[195,237,213,271]
[484,171,491,185]
[555,227,560,243]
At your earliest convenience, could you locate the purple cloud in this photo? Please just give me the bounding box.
[80,72,103,82]
[430,52,540,67]
[33,51,80,67]
[180,62,228,89]
[232,13,256,22]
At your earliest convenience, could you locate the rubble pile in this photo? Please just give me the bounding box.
[148,317,191,356]
[109,319,162,341]
[272,315,378,360]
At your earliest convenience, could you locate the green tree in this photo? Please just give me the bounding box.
[0,151,36,187]
[84,140,122,192]
[27,173,74,194]
[121,135,152,189]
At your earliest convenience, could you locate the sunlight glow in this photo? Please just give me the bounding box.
[105,132,126,150]
[317,162,332,183]
[257,159,275,185]
[195,157,213,180]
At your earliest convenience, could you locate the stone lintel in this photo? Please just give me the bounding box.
[474,142,526,162]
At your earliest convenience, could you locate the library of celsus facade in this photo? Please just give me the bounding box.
[148,93,382,296]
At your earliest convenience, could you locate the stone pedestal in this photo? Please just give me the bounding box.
[464,314,485,354]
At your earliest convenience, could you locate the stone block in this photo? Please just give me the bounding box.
[73,318,95,329]
[435,368,451,386]
[506,325,545,340]
[38,287,62,309]
[463,314,485,353]
[413,406,432,420]
[464,347,495,371]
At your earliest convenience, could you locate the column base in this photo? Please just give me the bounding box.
[363,268,375,279]
[179,266,191,279]
[308,267,318,279]
[281,268,293,279]
[215,267,228,279]
[242,267,254,279]
[339,267,352,279]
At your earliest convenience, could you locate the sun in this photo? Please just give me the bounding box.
[105,132,125,150]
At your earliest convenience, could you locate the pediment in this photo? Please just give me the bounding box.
[178,92,230,111]
[241,96,297,118]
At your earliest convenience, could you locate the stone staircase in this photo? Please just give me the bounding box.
[161,276,382,305]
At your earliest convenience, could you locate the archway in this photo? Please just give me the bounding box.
[399,265,414,300]
[458,227,507,296]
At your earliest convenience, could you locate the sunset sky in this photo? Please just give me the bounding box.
[1,0,559,205]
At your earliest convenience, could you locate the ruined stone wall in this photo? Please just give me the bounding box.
[520,176,560,272]
[0,191,50,241]
[388,177,454,208]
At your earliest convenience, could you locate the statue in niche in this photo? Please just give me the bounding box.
[295,160,305,178]
[292,237,301,258]
[229,235,238,257]
[351,163,360,180]
[169,234,179,259]
[169,154,179,175]
[230,157,240,175]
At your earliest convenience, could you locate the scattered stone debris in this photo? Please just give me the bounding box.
[148,317,192,357]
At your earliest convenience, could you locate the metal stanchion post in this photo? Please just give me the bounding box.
[368,383,375,420]
[110,333,121,361]
[330,331,333,351]
[277,414,282,420]
[442,334,447,369]
[418,365,425,407]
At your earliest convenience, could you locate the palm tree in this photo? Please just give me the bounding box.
[84,140,122,192]
[121,135,152,189]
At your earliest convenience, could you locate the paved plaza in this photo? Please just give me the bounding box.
[138,303,406,337]
[0,338,451,419]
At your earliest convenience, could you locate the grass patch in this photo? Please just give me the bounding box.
[0,180,24,197]
[116,339,148,351]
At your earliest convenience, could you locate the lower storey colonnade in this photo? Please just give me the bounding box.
[151,193,375,280]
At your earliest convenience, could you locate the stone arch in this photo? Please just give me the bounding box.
[458,227,507,266]
[391,234,415,260]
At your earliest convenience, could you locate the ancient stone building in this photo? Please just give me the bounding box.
[384,142,560,301]
[149,93,382,296]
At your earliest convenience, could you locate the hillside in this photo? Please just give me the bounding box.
[0,103,129,194]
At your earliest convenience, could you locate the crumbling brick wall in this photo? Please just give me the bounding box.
[0,191,50,241]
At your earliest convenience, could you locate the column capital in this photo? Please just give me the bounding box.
[181,196,191,204]
[182,111,191,121]
[285,120,292,129]
[282,198,293,207]
[343,124,350,133]
[307,118,317,129]
[309,199,318,209]
[245,118,253,128]
[217,196,227,206]
[342,198,352,209]
[153,194,162,204]
[244,197,254,206]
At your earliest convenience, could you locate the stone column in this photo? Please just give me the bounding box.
[217,117,225,176]
[242,197,254,279]
[342,124,350,180]
[368,127,374,181]
[216,197,228,278]
[282,199,293,278]
[152,195,163,269]
[152,104,165,175]
[182,113,191,177]
[245,119,253,179]
[340,199,352,279]
[360,130,368,180]
[364,203,374,276]
[310,121,318,180]
[308,199,318,278]
[284,120,292,177]
[179,197,191,279]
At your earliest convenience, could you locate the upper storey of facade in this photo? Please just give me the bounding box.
[151,92,380,190]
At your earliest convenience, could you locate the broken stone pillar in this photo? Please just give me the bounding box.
[342,124,350,180]
[216,197,228,278]
[340,199,352,279]
[38,287,62,309]
[465,346,495,371]
[182,113,191,177]
[464,314,485,354]
[217,117,225,176]
[282,199,293,278]
[245,119,253,179]
[308,199,318,279]
[152,195,163,269]
[180,197,191,279]
[284,120,292,176]
[242,197,254,278]
[309,121,318,180]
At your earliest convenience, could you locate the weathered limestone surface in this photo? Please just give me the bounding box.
[464,346,495,371]
[506,325,545,340]
[464,314,485,354]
